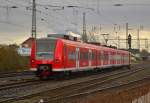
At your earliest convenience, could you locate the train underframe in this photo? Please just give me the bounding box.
[36,64,130,79]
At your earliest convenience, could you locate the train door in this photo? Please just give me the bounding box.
[76,48,79,70]
[89,49,92,67]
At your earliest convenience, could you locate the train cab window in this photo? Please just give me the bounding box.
[36,38,56,60]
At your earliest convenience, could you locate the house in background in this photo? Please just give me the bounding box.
[18,37,35,56]
[21,37,35,48]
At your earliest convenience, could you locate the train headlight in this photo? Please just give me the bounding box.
[31,59,35,63]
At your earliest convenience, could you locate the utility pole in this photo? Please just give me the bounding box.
[137,29,140,50]
[32,0,36,38]
[82,12,87,42]
[126,23,128,49]
[145,39,148,51]
[118,36,120,48]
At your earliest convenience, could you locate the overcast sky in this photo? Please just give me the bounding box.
[0,0,150,49]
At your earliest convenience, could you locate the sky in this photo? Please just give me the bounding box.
[0,0,150,50]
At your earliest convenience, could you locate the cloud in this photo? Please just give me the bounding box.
[0,0,149,50]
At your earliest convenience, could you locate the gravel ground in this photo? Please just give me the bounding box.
[10,63,150,103]
[62,69,150,103]
[71,80,150,103]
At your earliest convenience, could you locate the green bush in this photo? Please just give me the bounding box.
[0,45,29,72]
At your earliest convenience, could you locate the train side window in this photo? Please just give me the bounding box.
[106,53,109,61]
[80,51,88,60]
[63,45,67,62]
[111,52,113,61]
[101,51,104,61]
[84,52,88,60]
[109,52,112,61]
[68,49,76,60]
[104,53,108,61]
[80,51,83,60]
[99,52,101,60]
[64,45,66,54]
[107,53,109,61]
[117,54,119,62]
[118,54,120,62]
[92,52,95,60]
[104,53,106,61]
[80,51,84,60]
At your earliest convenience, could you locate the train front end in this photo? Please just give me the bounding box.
[30,38,63,78]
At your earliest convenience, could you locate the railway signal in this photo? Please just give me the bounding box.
[128,34,132,49]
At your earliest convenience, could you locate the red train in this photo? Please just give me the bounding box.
[30,36,130,78]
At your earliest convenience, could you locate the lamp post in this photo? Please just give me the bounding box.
[65,6,94,42]
[82,12,87,42]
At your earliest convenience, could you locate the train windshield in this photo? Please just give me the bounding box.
[36,39,56,60]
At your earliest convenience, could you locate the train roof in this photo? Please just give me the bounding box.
[36,37,129,54]
[60,38,128,54]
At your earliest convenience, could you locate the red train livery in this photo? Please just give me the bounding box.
[30,37,130,78]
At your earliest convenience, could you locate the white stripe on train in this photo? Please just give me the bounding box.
[30,64,129,72]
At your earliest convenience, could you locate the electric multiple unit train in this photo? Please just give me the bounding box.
[30,37,130,78]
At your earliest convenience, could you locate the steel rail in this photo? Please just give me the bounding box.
[50,76,150,103]
[0,71,35,78]
[0,63,149,103]
[47,68,148,102]
[0,79,41,91]
[0,68,131,103]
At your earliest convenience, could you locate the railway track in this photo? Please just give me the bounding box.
[0,79,41,91]
[50,76,150,103]
[48,68,149,103]
[0,62,149,103]
[1,65,149,103]
[0,79,45,103]
[34,67,149,103]
[0,71,37,88]
[0,71,35,78]
[0,67,130,103]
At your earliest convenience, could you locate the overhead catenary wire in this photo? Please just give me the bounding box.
[2,0,114,30]
[0,0,149,50]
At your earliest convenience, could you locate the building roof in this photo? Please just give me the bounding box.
[21,37,35,48]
